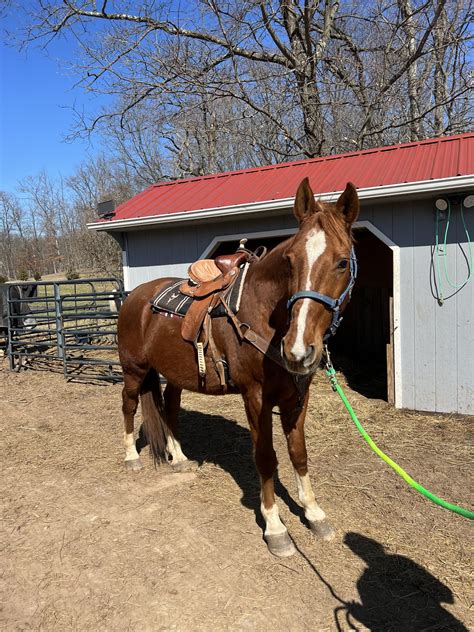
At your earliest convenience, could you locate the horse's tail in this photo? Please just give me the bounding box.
[140,368,169,465]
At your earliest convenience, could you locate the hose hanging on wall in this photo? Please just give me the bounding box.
[432,197,473,305]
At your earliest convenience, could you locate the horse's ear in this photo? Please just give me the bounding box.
[294,178,323,224]
[335,182,359,226]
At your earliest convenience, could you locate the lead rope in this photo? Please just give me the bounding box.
[322,346,474,520]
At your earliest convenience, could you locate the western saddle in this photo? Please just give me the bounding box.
[178,239,265,386]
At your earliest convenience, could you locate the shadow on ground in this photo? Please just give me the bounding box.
[335,532,468,631]
[138,409,467,632]
[179,408,308,533]
[137,407,307,533]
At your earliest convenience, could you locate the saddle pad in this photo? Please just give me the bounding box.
[151,264,248,318]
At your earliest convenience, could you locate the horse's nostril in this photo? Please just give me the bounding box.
[281,338,317,367]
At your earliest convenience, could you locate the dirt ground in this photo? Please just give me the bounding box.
[0,358,472,632]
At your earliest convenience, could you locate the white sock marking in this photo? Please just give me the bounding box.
[294,471,326,522]
[260,502,287,536]
[291,228,326,360]
[166,434,188,463]
[124,432,140,462]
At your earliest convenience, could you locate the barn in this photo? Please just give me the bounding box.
[89,133,474,415]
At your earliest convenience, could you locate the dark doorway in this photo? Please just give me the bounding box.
[331,228,394,401]
[209,233,290,258]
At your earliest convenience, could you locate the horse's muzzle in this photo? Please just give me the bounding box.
[281,341,321,375]
[23,317,37,331]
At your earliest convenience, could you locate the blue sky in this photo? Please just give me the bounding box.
[0,25,101,193]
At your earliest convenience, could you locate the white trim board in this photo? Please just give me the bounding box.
[88,175,474,232]
[200,228,297,259]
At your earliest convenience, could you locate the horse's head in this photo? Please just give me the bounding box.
[281,178,359,375]
[4,285,38,331]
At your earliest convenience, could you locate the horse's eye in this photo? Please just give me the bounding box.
[337,259,349,270]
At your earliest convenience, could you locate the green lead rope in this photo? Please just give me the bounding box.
[323,355,474,520]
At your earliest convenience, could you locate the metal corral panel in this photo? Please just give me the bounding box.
[124,197,473,415]
[100,134,473,222]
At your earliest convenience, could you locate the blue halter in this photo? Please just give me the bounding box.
[286,247,358,341]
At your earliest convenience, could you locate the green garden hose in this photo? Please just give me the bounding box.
[324,358,474,520]
[435,199,473,304]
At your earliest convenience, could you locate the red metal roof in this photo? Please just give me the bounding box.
[110,134,474,222]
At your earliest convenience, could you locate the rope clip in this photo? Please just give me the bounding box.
[322,345,338,391]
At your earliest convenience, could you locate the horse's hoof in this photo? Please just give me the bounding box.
[308,519,335,541]
[125,458,143,471]
[170,459,199,473]
[265,532,296,558]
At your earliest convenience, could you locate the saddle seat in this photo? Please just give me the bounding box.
[180,250,252,344]
[188,259,221,284]
[188,251,252,286]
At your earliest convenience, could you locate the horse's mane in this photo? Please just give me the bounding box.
[251,205,352,279]
[317,205,353,249]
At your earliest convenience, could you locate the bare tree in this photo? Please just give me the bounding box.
[1,2,471,280]
[0,189,49,278]
[3,0,472,183]
[19,171,67,273]
[66,155,136,276]
[0,192,21,278]
[9,163,126,277]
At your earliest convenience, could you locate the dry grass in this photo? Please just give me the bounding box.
[0,360,472,631]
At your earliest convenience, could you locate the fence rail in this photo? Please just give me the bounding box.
[4,278,126,382]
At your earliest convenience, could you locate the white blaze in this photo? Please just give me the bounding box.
[290,228,327,360]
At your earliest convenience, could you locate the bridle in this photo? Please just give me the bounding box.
[286,246,358,341]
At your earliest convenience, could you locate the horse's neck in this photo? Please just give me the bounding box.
[243,245,290,333]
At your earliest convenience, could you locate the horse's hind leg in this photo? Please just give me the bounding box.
[122,369,147,471]
[280,393,335,541]
[163,383,197,471]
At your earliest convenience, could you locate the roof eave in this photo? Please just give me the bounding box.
[87,175,474,232]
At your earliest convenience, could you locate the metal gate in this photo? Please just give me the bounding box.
[4,278,126,382]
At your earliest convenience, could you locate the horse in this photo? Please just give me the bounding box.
[117,177,359,557]
[0,283,37,339]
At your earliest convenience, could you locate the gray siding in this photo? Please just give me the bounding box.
[122,197,473,414]
[364,198,474,414]
[124,212,297,288]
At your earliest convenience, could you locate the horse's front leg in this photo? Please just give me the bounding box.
[280,392,335,541]
[243,388,296,558]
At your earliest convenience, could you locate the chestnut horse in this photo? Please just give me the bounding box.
[117,178,359,557]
